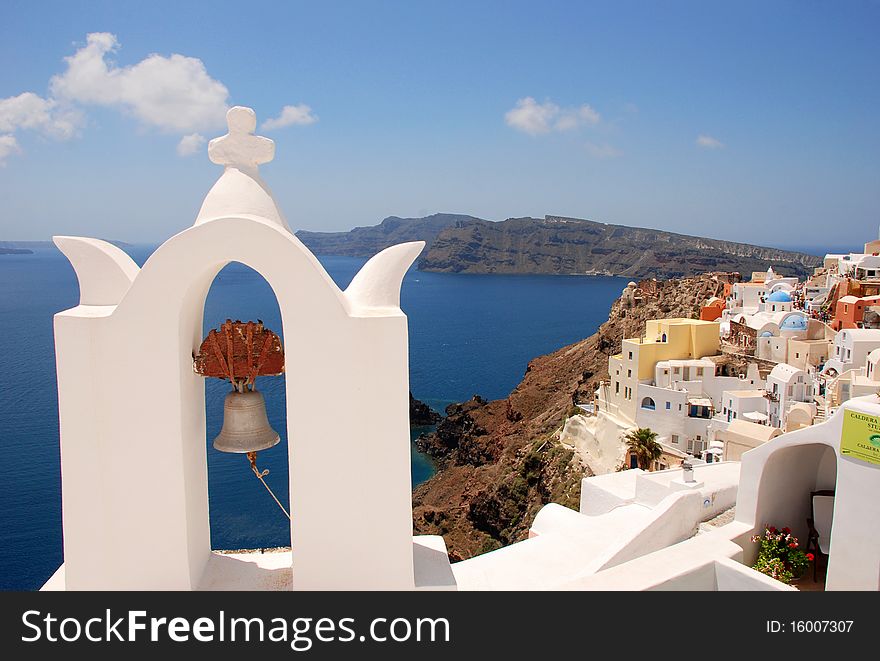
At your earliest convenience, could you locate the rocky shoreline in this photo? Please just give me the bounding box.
[409,392,441,426]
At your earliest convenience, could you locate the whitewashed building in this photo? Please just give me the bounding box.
[634,361,763,457]
[827,347,880,408]
[766,363,813,428]
[823,328,880,378]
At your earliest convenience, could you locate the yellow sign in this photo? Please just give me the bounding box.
[841,409,880,466]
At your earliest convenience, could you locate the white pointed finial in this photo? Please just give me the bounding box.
[208,106,274,170]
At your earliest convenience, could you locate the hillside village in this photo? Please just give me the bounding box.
[560,231,880,474]
[425,232,880,591]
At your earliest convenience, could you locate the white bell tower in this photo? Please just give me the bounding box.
[45,106,455,591]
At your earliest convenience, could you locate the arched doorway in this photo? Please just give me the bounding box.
[749,443,837,567]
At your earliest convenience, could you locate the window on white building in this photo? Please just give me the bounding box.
[665,401,671,410]
[615,381,619,394]
[628,351,633,360]
[671,434,679,445]
[641,397,656,410]
[627,369,632,378]
[696,367,704,377]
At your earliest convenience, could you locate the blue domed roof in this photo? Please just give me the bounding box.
[767,290,792,302]
[780,314,808,331]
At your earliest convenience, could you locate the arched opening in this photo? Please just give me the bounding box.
[747,443,837,578]
[202,262,290,552]
[661,333,667,342]
[641,397,656,410]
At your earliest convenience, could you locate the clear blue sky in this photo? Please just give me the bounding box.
[1,0,878,251]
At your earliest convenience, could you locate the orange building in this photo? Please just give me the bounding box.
[832,294,880,330]
[700,296,725,321]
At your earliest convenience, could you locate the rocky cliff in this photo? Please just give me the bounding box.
[409,392,441,426]
[295,213,820,279]
[412,272,746,560]
[296,213,483,257]
[419,215,821,279]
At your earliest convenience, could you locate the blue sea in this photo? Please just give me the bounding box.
[0,244,624,590]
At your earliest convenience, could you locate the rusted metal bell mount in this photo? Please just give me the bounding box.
[194,319,284,381]
[213,388,281,454]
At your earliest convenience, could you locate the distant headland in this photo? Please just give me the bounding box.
[296,213,821,280]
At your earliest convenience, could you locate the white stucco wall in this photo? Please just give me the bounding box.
[559,532,792,591]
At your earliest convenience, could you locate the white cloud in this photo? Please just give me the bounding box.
[505,97,601,135]
[261,104,318,130]
[0,32,247,165]
[696,134,724,149]
[176,133,205,157]
[555,105,601,131]
[0,92,82,139]
[49,32,229,133]
[584,141,622,159]
[0,134,21,166]
[505,97,557,134]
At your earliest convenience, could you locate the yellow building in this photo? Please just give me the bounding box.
[604,318,721,424]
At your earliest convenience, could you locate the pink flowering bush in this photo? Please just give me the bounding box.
[751,525,812,584]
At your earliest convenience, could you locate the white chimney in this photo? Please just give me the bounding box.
[682,459,695,483]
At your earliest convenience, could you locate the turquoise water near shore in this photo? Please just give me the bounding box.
[0,244,624,589]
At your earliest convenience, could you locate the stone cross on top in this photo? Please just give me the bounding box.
[208,106,274,170]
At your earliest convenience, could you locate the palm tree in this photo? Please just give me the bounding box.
[624,427,662,470]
